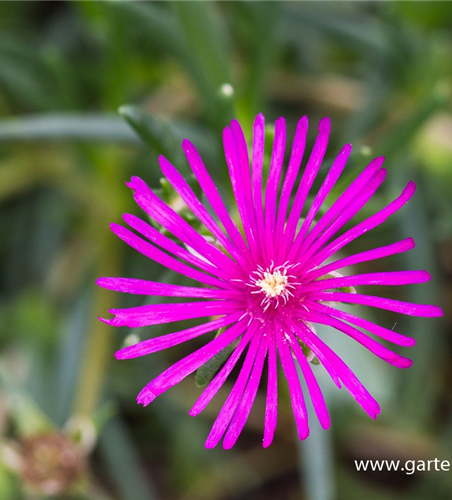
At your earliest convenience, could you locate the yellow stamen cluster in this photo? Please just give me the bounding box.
[256,270,288,298]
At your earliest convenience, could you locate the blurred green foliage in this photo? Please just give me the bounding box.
[0,2,451,500]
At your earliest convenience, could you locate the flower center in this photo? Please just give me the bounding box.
[247,261,299,312]
[256,270,288,298]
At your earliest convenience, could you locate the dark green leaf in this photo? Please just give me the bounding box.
[195,328,241,387]
[119,105,186,170]
[171,2,235,127]
[0,113,139,143]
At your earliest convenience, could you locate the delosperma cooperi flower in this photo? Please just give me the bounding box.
[98,114,443,449]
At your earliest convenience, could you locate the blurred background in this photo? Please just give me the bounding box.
[0,1,451,499]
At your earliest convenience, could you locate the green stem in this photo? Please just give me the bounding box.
[296,364,335,500]
[73,235,120,417]
[73,150,126,417]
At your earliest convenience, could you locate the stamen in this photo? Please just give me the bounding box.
[256,270,288,298]
[247,262,299,311]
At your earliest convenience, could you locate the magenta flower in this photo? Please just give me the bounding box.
[98,114,443,449]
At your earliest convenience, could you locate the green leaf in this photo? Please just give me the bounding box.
[160,174,202,205]
[296,338,320,366]
[195,328,241,387]
[378,83,450,158]
[102,1,185,58]
[104,2,236,128]
[171,2,235,127]
[53,294,92,426]
[119,105,186,171]
[329,146,374,199]
[283,3,390,55]
[99,417,159,500]
[234,1,281,127]
[0,363,54,437]
[0,113,140,143]
[315,272,357,295]
[172,2,230,91]
[0,111,217,168]
[0,39,56,110]
[262,122,276,179]
[153,177,204,236]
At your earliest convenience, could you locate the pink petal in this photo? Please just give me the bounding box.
[265,117,286,249]
[102,300,241,328]
[307,302,416,347]
[123,213,229,281]
[97,277,240,299]
[159,155,246,272]
[303,310,413,368]
[290,321,342,389]
[189,321,257,417]
[305,238,415,281]
[276,325,309,440]
[291,143,351,253]
[204,330,261,448]
[115,313,242,359]
[275,116,308,242]
[137,319,248,406]
[182,139,252,266]
[295,167,387,264]
[223,332,269,449]
[127,176,235,271]
[230,120,261,258]
[263,332,278,448]
[286,329,331,429]
[282,117,330,256]
[110,222,229,289]
[251,114,266,256]
[223,126,260,256]
[292,319,380,418]
[303,270,431,292]
[311,291,443,317]
[297,155,385,258]
[306,181,417,270]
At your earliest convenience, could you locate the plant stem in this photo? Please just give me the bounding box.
[296,364,335,500]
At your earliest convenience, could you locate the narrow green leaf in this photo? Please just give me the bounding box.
[104,1,185,58]
[195,328,240,387]
[107,2,235,127]
[160,174,202,205]
[0,112,216,166]
[296,338,320,366]
[394,166,444,425]
[53,293,91,426]
[283,3,390,55]
[0,113,139,143]
[0,363,54,437]
[119,105,186,170]
[236,1,281,127]
[378,83,450,157]
[296,367,335,500]
[171,2,235,127]
[99,417,159,500]
[315,272,357,295]
[171,2,229,92]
